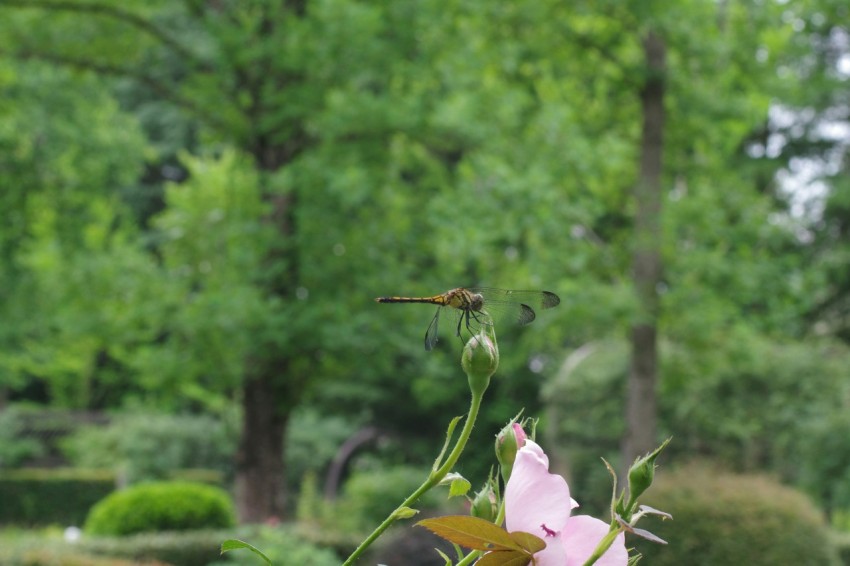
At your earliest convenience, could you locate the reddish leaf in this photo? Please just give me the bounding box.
[508,530,546,554]
[476,550,533,566]
[417,516,521,551]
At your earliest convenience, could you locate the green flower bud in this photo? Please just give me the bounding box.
[496,422,527,483]
[470,482,498,523]
[462,330,498,397]
[627,438,671,504]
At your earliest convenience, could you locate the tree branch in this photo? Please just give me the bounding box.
[5,48,228,132]
[0,0,209,69]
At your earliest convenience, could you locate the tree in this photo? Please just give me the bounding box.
[623,29,666,467]
[0,59,148,407]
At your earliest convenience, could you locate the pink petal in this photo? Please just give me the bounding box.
[529,533,568,566]
[505,440,572,536]
[561,515,628,566]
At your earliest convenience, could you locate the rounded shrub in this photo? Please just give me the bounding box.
[632,463,839,565]
[84,481,235,536]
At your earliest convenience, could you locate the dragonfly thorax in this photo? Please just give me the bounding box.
[446,288,485,312]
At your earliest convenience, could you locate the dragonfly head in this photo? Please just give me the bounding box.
[469,292,485,311]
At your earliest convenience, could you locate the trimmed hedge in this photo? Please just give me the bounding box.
[11,549,167,566]
[81,529,227,566]
[632,464,840,565]
[84,481,235,536]
[0,468,115,526]
[79,526,340,566]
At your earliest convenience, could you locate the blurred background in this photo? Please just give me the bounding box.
[0,1,849,564]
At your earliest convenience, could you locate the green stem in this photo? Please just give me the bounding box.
[341,389,485,565]
[455,549,482,566]
[581,526,622,566]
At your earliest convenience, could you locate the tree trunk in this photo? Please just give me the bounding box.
[623,31,666,470]
[235,373,289,522]
[233,143,303,522]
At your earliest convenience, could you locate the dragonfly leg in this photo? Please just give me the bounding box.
[469,309,492,332]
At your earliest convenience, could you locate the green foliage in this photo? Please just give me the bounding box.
[0,468,114,526]
[211,526,341,566]
[540,340,628,513]
[0,60,149,404]
[0,408,45,468]
[84,481,235,536]
[835,531,850,566]
[334,465,448,532]
[61,413,236,484]
[138,149,284,406]
[285,408,363,490]
[663,336,850,482]
[632,464,840,565]
[543,335,850,514]
[795,411,850,515]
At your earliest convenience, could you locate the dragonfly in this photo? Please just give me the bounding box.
[375,287,560,351]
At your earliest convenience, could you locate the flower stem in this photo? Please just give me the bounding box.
[341,388,485,565]
[581,527,623,566]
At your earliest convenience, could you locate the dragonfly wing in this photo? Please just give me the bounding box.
[517,304,536,326]
[470,287,561,310]
[425,308,441,351]
[540,291,560,309]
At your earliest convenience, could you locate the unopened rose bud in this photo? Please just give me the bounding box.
[496,422,527,483]
[462,331,498,397]
[627,438,671,507]
[470,482,498,523]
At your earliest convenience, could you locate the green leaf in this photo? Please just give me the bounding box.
[417,516,521,552]
[440,472,471,497]
[476,550,533,566]
[393,506,419,520]
[508,530,546,554]
[220,539,272,565]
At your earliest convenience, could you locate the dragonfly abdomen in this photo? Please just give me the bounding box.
[375,295,448,306]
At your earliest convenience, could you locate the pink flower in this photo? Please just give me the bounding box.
[504,440,627,566]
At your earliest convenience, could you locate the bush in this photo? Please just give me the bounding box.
[835,530,850,566]
[84,481,235,536]
[11,549,167,566]
[81,529,231,566]
[210,525,341,566]
[0,408,47,468]
[632,463,840,565]
[0,526,167,566]
[62,413,236,484]
[0,468,115,526]
[0,526,339,566]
